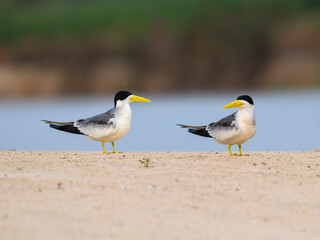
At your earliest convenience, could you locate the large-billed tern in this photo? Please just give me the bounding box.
[177,95,256,156]
[43,91,150,153]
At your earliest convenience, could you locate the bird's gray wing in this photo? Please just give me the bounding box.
[207,112,237,132]
[74,108,116,128]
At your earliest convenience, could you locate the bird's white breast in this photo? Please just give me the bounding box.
[232,107,256,145]
[212,106,256,145]
[106,105,132,142]
[85,105,132,142]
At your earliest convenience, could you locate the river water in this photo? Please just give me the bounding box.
[1,90,319,152]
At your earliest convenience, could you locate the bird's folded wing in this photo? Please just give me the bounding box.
[74,108,116,128]
[207,112,237,131]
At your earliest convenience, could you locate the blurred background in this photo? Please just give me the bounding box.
[0,0,319,151]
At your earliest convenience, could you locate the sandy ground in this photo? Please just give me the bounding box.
[0,151,319,240]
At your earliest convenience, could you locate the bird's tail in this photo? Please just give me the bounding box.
[176,124,212,138]
[42,120,84,135]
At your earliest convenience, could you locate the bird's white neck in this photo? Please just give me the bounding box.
[115,101,131,115]
[115,101,131,124]
[236,105,255,126]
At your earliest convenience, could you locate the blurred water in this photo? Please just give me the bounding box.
[1,90,319,152]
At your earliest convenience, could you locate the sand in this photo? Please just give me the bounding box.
[0,151,319,240]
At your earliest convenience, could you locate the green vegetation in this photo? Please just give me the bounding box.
[0,0,319,43]
[138,158,154,168]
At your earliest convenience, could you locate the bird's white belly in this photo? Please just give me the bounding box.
[102,123,130,142]
[211,124,256,146]
[82,109,132,142]
[84,122,131,142]
[211,128,240,145]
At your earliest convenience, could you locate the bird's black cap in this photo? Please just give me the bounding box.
[114,91,132,106]
[237,95,254,105]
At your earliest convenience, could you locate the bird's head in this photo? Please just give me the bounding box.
[223,95,254,109]
[114,91,151,107]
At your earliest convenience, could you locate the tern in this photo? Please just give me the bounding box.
[43,91,150,153]
[177,95,256,156]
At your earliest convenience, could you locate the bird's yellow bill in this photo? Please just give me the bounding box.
[223,100,244,109]
[130,95,151,102]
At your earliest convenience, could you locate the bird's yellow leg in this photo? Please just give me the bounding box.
[101,141,110,154]
[228,144,236,157]
[238,144,243,156]
[111,142,118,154]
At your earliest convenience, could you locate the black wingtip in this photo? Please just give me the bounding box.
[49,124,84,135]
[42,120,84,135]
[188,128,212,138]
[177,124,212,138]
